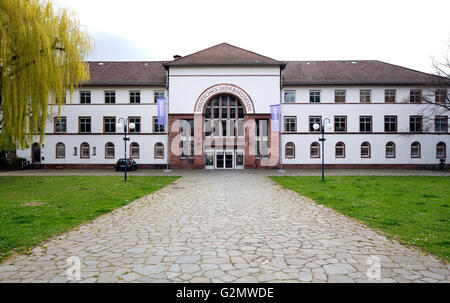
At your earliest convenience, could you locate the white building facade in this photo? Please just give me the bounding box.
[17,43,449,169]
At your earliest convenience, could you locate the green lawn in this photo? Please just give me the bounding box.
[0,176,178,263]
[271,176,450,261]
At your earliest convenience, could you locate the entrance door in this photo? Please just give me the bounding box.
[215,151,224,169]
[225,151,233,169]
[205,151,214,169]
[235,151,244,169]
[31,143,41,164]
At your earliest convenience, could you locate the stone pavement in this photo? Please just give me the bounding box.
[0,171,448,283]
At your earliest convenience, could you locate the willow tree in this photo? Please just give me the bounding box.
[0,0,92,149]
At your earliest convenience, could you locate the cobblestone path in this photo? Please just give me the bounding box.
[0,171,448,282]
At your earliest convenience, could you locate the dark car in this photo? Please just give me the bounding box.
[114,158,138,172]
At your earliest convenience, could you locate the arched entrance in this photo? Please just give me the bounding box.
[31,143,41,164]
[203,94,245,169]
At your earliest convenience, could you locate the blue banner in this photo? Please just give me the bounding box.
[270,104,280,132]
[157,98,167,126]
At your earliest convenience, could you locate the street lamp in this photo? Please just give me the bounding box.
[313,118,333,182]
[116,118,135,182]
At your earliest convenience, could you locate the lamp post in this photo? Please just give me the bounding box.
[116,118,135,182]
[313,118,333,182]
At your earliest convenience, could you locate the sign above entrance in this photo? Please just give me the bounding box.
[194,83,255,114]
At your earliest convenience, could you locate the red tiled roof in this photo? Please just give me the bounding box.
[164,43,284,66]
[84,61,166,86]
[282,60,440,85]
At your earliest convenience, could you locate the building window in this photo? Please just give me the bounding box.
[204,95,244,138]
[334,90,346,103]
[283,116,296,132]
[92,146,96,156]
[284,91,296,103]
[180,119,194,159]
[361,142,371,158]
[309,90,321,103]
[409,116,422,132]
[436,142,446,158]
[359,116,372,133]
[73,147,77,156]
[360,90,371,103]
[285,142,295,158]
[130,142,140,158]
[435,116,448,132]
[310,142,320,158]
[54,116,67,133]
[80,91,91,104]
[384,116,397,132]
[154,142,164,158]
[104,117,116,133]
[256,119,269,158]
[385,89,396,103]
[56,142,65,158]
[309,116,322,132]
[79,117,91,133]
[410,89,422,103]
[130,91,141,104]
[153,117,165,133]
[105,142,115,158]
[80,142,90,158]
[154,91,165,103]
[435,88,447,103]
[335,142,345,158]
[128,117,141,133]
[385,142,396,158]
[411,142,421,158]
[334,116,347,132]
[105,91,115,104]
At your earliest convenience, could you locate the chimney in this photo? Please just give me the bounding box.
[173,55,182,60]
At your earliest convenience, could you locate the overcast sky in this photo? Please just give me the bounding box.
[55,0,449,74]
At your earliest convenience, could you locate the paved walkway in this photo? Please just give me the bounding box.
[0,171,448,283]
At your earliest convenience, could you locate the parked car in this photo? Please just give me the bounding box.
[114,158,138,171]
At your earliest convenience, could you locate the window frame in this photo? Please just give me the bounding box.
[129,90,141,104]
[334,90,346,103]
[104,90,116,104]
[309,116,322,132]
[130,142,140,159]
[154,142,165,159]
[384,89,396,103]
[335,142,345,158]
[285,142,295,158]
[435,116,448,133]
[153,116,165,133]
[384,115,398,133]
[309,90,321,103]
[411,142,421,158]
[435,88,448,104]
[128,116,141,133]
[78,116,91,133]
[284,90,296,103]
[55,142,65,159]
[283,116,297,133]
[334,116,347,133]
[80,91,91,104]
[359,116,372,133]
[103,116,116,133]
[360,90,371,103]
[436,142,446,158]
[154,90,165,103]
[310,142,320,158]
[105,142,115,159]
[360,142,371,158]
[80,142,90,159]
[385,141,396,158]
[409,115,423,133]
[54,116,67,133]
[410,89,422,103]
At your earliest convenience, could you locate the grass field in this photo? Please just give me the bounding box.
[0,176,178,263]
[271,176,450,261]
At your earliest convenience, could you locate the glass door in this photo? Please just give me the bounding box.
[205,151,214,169]
[235,151,244,169]
[225,151,234,169]
[215,151,224,169]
